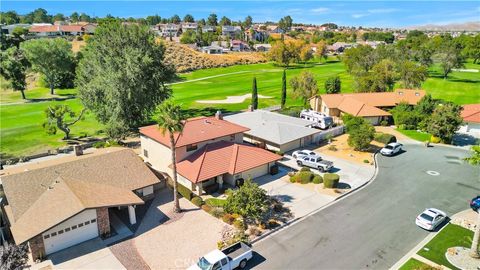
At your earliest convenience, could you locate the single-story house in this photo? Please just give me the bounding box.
[253,43,272,52]
[0,149,161,260]
[224,110,321,152]
[28,23,96,37]
[1,24,31,35]
[139,114,281,195]
[201,45,223,54]
[459,104,480,138]
[309,89,426,125]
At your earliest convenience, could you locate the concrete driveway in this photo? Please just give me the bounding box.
[134,189,228,269]
[255,166,335,218]
[48,238,125,270]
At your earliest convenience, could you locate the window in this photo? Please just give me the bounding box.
[143,149,148,158]
[58,230,64,234]
[78,223,84,227]
[186,144,198,152]
[230,134,236,141]
[51,232,57,237]
[85,221,90,225]
[212,262,222,270]
[91,219,96,223]
[65,228,71,232]
[72,225,77,230]
[44,235,50,239]
[221,258,228,266]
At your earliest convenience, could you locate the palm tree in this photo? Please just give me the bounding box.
[157,100,184,213]
[470,211,480,258]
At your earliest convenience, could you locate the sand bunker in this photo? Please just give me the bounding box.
[196,94,273,104]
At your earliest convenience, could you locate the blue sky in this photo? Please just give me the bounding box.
[2,1,479,28]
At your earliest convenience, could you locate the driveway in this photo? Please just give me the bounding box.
[134,189,228,269]
[249,143,480,269]
[255,166,335,218]
[48,238,125,270]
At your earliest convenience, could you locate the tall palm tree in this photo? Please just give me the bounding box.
[470,211,480,258]
[157,100,184,213]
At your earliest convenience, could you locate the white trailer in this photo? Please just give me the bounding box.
[300,109,333,129]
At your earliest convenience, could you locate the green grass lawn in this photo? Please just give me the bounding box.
[399,258,434,270]
[204,198,227,207]
[417,224,473,269]
[1,59,479,157]
[396,129,432,142]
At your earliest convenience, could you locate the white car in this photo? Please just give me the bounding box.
[292,150,316,160]
[380,142,403,156]
[415,208,447,231]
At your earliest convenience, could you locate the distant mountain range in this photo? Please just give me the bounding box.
[407,21,480,31]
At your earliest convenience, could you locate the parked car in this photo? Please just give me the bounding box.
[189,242,252,270]
[415,208,447,231]
[296,155,333,172]
[292,149,316,160]
[380,142,403,156]
[470,196,480,212]
[300,109,333,129]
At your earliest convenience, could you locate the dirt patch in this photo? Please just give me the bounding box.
[316,134,381,165]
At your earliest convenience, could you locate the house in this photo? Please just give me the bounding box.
[266,25,284,34]
[309,89,426,125]
[139,114,281,195]
[230,40,249,52]
[222,25,242,38]
[28,23,96,37]
[158,23,181,37]
[202,25,216,33]
[326,42,355,53]
[224,110,322,152]
[1,24,31,35]
[201,45,223,54]
[245,29,268,42]
[181,22,198,32]
[459,104,480,138]
[0,149,161,260]
[253,43,272,52]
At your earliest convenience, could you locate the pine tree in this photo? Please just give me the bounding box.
[281,70,287,109]
[251,77,258,109]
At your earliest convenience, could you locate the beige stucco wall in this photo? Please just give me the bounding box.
[279,139,301,152]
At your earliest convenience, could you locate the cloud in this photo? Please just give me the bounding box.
[311,7,330,14]
[367,8,399,14]
[352,13,368,19]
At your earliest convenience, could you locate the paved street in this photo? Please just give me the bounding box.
[249,143,480,270]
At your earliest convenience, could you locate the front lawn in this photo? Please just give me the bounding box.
[204,197,227,207]
[396,128,432,142]
[399,258,435,270]
[417,224,473,269]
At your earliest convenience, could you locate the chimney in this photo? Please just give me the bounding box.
[74,145,83,156]
[215,110,223,120]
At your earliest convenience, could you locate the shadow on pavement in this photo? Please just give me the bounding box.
[245,251,267,269]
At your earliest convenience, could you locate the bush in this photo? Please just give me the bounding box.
[176,183,194,200]
[222,213,235,224]
[93,141,106,148]
[363,159,370,163]
[289,175,297,183]
[298,171,314,184]
[380,120,388,126]
[374,133,397,144]
[210,207,225,218]
[233,219,246,230]
[201,204,212,212]
[323,173,340,188]
[327,145,337,151]
[430,136,441,143]
[205,198,227,207]
[300,167,311,172]
[312,174,323,184]
[191,196,203,207]
[248,227,262,236]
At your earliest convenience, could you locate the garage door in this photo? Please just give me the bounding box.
[43,210,99,255]
[244,164,269,179]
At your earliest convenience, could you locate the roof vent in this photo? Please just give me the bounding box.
[398,91,403,95]
[204,119,211,124]
[415,92,420,96]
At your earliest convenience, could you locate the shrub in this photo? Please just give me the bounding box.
[224,179,269,221]
[374,133,397,144]
[176,183,194,200]
[380,120,388,126]
[430,136,441,143]
[210,207,225,218]
[267,219,280,228]
[289,175,297,183]
[233,219,246,230]
[201,204,212,212]
[300,167,311,172]
[323,173,340,188]
[327,145,337,151]
[93,141,106,148]
[298,171,314,184]
[248,227,262,236]
[222,213,235,224]
[205,198,227,207]
[347,122,375,151]
[312,174,323,184]
[191,196,203,207]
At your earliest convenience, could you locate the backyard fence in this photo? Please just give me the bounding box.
[313,125,345,144]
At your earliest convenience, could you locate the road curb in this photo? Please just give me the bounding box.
[252,151,380,245]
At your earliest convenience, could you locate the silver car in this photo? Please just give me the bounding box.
[415,208,447,231]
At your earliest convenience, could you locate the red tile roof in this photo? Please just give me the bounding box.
[29,24,90,33]
[462,104,480,123]
[175,141,281,183]
[139,116,250,148]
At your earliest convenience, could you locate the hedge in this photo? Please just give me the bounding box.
[205,198,227,207]
[312,175,323,184]
[191,196,204,207]
[374,133,397,145]
[176,182,194,200]
[300,167,311,172]
[298,171,313,184]
[323,173,340,188]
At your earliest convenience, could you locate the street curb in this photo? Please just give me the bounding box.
[252,151,380,245]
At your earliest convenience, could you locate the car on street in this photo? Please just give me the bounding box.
[189,241,252,270]
[296,155,333,172]
[380,142,403,156]
[292,149,316,160]
[415,208,447,231]
[470,196,480,212]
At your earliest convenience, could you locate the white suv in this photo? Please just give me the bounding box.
[380,142,402,156]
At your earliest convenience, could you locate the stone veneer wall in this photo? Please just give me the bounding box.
[96,207,110,237]
[29,234,46,261]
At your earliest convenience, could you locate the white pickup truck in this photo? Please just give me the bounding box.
[189,242,253,270]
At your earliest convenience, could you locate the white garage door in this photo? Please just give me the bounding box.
[43,210,99,255]
[244,164,269,179]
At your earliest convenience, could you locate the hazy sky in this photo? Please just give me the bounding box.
[3,1,479,27]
